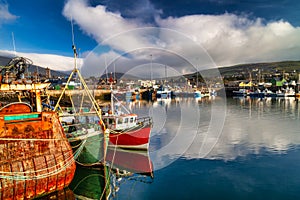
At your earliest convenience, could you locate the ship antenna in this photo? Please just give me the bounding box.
[71,16,78,70]
[12,32,16,57]
[71,16,75,48]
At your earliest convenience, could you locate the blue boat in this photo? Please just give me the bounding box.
[194,90,202,98]
[248,89,265,98]
[156,85,172,99]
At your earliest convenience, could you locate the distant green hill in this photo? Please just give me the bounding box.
[182,60,300,86]
[219,61,300,76]
[1,55,300,81]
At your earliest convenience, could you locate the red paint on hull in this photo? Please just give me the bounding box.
[109,125,151,148]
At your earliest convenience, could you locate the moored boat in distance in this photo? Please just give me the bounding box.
[0,57,76,199]
[194,90,202,98]
[248,89,265,98]
[232,88,248,97]
[264,88,277,97]
[156,85,172,99]
[276,87,295,97]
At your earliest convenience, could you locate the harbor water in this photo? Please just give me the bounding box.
[110,96,300,200]
[67,96,300,200]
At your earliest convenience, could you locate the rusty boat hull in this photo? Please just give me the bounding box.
[0,102,76,199]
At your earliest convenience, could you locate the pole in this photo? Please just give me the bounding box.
[150,54,153,86]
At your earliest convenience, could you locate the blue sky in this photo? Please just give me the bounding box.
[0,0,300,76]
[0,0,96,55]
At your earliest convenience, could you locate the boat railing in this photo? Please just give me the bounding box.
[137,116,152,126]
[59,111,99,117]
[62,122,102,138]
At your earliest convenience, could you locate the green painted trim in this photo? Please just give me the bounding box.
[4,114,40,121]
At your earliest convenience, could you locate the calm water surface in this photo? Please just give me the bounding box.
[73,97,300,200]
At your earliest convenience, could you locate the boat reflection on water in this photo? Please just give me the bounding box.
[106,147,153,176]
[106,147,154,199]
[67,147,153,200]
[69,165,110,200]
[33,188,75,200]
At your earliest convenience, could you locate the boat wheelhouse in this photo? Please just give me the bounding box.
[103,112,152,150]
[103,113,138,130]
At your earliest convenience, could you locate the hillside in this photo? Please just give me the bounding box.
[184,60,300,80]
[219,61,300,76]
[0,56,68,78]
[0,56,11,65]
[1,55,300,81]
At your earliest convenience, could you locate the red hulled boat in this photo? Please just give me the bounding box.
[102,86,152,150]
[103,113,152,149]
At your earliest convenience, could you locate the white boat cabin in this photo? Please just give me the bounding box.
[103,113,138,130]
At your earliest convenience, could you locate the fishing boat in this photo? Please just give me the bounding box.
[102,86,152,150]
[61,109,106,166]
[232,88,248,97]
[276,87,295,97]
[194,72,202,98]
[264,88,277,98]
[248,89,265,98]
[0,57,76,199]
[194,90,202,98]
[156,85,172,99]
[54,45,107,166]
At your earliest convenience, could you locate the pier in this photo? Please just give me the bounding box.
[47,88,151,100]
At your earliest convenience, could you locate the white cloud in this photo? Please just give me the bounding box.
[0,3,18,25]
[63,0,153,52]
[156,14,300,66]
[61,0,300,78]
[2,0,300,78]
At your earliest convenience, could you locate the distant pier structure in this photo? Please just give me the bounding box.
[47,88,150,100]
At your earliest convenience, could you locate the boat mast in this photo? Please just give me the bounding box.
[110,83,114,115]
[150,54,153,86]
[165,65,167,85]
[54,21,106,132]
[196,71,198,88]
[12,32,17,57]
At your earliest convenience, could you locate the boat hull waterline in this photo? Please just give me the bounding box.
[108,123,151,150]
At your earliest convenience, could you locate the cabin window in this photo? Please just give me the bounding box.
[109,118,115,125]
[103,118,108,125]
[124,118,128,123]
[130,117,134,123]
[118,118,123,124]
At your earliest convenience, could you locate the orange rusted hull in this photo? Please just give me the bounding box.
[0,103,76,199]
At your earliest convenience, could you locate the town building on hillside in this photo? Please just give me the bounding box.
[270,78,287,87]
